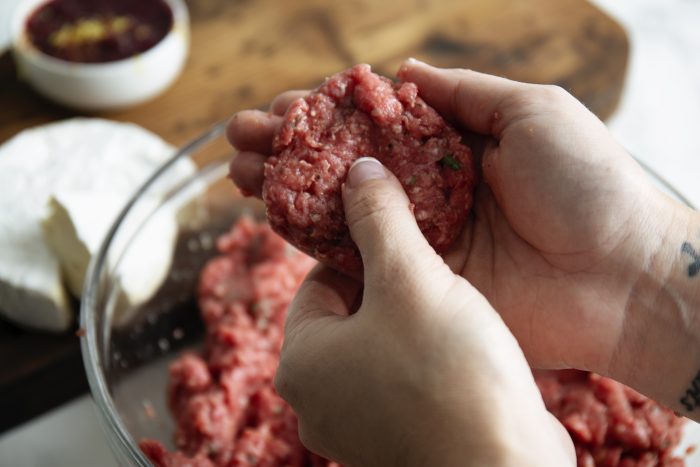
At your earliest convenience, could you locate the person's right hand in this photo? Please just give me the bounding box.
[396,60,700,412]
[273,158,574,467]
[226,60,700,414]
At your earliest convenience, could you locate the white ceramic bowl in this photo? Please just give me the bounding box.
[10,0,189,111]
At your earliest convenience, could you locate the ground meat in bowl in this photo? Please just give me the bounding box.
[263,64,478,275]
[535,370,687,467]
[140,218,343,467]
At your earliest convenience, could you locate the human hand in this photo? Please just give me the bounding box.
[226,60,700,415]
[273,158,573,466]
[394,60,700,409]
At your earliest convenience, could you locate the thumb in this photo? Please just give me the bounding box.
[342,157,444,284]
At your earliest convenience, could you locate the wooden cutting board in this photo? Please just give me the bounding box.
[0,0,628,433]
[0,0,628,146]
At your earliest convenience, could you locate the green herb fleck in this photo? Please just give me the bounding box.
[406,175,417,186]
[440,154,461,171]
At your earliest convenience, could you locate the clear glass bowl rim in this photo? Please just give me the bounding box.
[80,121,228,466]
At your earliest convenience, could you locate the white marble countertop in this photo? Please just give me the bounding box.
[0,0,699,465]
[0,397,118,467]
[590,0,700,206]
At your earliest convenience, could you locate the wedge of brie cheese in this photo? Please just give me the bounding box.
[0,118,194,331]
[0,198,73,331]
[43,192,178,306]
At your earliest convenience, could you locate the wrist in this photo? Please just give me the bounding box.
[400,378,573,467]
[451,406,571,467]
[608,192,700,413]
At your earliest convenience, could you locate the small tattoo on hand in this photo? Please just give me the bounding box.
[681,241,700,278]
[680,370,700,411]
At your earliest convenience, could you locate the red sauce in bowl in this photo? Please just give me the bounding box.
[25,0,173,63]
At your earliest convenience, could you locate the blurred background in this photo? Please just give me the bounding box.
[0,0,699,465]
[1,0,699,198]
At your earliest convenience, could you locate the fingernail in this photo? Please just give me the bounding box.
[347,157,386,188]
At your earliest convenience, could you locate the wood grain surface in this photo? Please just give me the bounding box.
[0,0,628,147]
[0,0,629,433]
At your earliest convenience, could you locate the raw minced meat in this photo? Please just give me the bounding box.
[263,64,477,274]
[140,218,344,467]
[535,370,686,467]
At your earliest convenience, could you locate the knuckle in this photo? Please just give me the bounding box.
[297,422,314,450]
[511,83,574,116]
[345,184,400,229]
[451,74,468,115]
[272,366,288,398]
[297,421,324,455]
[273,357,296,402]
[538,84,571,102]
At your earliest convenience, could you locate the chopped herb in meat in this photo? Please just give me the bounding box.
[440,154,461,171]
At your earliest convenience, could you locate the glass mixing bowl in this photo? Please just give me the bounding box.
[81,122,695,466]
[81,122,268,466]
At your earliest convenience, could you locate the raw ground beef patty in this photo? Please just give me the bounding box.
[263,64,477,274]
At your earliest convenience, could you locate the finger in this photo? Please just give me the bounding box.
[341,157,447,289]
[548,413,576,465]
[286,264,361,333]
[479,139,504,194]
[226,110,282,154]
[228,151,266,197]
[297,421,334,461]
[397,58,526,137]
[270,90,309,116]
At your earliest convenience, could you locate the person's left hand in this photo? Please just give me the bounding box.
[273,157,574,466]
